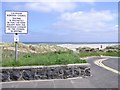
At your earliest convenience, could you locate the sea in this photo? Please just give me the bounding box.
[22,42,120,45]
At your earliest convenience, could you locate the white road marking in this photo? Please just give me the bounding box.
[94,58,120,75]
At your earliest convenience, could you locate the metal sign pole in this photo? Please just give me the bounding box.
[15,33,18,62]
[15,41,18,62]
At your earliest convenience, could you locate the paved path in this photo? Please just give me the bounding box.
[1,57,119,88]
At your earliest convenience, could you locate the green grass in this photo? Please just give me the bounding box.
[79,52,100,57]
[79,51,120,57]
[100,52,120,57]
[2,50,86,67]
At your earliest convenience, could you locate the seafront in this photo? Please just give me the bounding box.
[57,44,118,50]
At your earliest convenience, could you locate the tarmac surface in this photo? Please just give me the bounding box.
[1,56,119,88]
[103,57,118,71]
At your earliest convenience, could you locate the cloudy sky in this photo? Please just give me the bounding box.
[1,1,118,42]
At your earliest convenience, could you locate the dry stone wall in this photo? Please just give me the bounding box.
[1,64,91,82]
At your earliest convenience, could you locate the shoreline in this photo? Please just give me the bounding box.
[57,44,118,50]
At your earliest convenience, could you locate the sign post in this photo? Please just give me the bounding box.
[14,33,19,62]
[5,11,28,62]
[15,41,18,62]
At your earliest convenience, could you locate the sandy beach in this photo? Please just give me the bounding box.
[57,44,118,50]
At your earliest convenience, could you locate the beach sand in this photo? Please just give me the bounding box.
[57,44,118,50]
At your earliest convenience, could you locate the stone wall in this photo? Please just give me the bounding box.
[1,64,91,82]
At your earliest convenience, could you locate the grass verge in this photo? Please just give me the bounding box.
[2,50,86,67]
[79,52,120,57]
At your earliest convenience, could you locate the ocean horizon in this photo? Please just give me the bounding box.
[22,42,120,44]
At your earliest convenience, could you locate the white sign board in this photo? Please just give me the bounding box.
[5,11,28,34]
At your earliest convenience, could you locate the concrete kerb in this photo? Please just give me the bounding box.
[1,77,84,84]
[0,63,90,70]
[80,56,119,60]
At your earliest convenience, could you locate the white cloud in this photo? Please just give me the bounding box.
[2,0,95,2]
[9,2,96,13]
[53,9,117,32]
[2,0,119,2]
[24,2,76,13]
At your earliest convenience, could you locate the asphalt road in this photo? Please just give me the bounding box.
[103,57,119,71]
[1,57,119,88]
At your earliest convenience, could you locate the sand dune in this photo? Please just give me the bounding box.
[1,43,69,53]
[57,44,118,50]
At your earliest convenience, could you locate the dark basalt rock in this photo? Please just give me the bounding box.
[2,71,9,82]
[10,70,21,81]
[22,70,34,80]
[85,68,91,76]
[73,69,79,77]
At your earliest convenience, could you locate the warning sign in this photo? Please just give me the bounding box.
[5,11,28,34]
